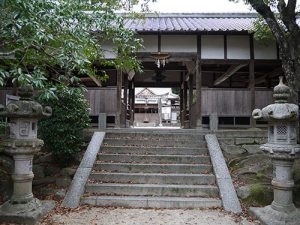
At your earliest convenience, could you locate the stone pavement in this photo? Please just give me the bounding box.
[40,208,258,225]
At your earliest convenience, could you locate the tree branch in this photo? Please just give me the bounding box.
[0,48,22,56]
[248,0,289,52]
[277,0,298,33]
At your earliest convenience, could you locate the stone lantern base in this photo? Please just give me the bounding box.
[0,198,55,225]
[250,206,300,225]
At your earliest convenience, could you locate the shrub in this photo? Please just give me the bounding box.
[38,88,90,165]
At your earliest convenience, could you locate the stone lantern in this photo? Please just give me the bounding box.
[0,86,53,224]
[251,77,300,225]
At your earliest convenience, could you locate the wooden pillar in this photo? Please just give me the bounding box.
[195,58,202,128]
[180,73,184,128]
[189,74,194,128]
[116,70,122,128]
[183,81,188,128]
[249,60,256,128]
[128,80,133,126]
[131,80,135,125]
[123,74,128,128]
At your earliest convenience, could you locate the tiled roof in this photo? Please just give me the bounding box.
[124,13,258,32]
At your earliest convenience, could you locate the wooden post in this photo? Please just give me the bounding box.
[249,60,256,128]
[180,73,184,128]
[131,80,135,125]
[195,58,202,128]
[189,74,194,128]
[128,80,133,127]
[116,70,122,128]
[183,81,188,128]
[124,74,128,128]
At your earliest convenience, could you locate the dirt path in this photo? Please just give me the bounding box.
[40,207,258,225]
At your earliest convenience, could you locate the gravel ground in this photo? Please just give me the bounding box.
[41,208,258,225]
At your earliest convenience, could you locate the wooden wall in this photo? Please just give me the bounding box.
[0,87,271,118]
[0,87,117,116]
[201,88,273,116]
[84,87,117,115]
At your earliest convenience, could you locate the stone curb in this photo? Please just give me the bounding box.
[205,134,242,213]
[61,132,105,208]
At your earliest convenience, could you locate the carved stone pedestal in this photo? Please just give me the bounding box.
[0,199,55,225]
[250,205,300,225]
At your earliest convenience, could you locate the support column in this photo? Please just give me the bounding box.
[180,74,184,128]
[183,80,188,128]
[249,60,256,128]
[123,74,128,128]
[189,74,194,128]
[195,58,202,128]
[128,80,133,127]
[132,81,135,125]
[116,70,122,128]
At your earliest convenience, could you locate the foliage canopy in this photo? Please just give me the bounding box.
[0,0,147,97]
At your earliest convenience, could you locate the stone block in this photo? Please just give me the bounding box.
[55,189,66,198]
[0,199,55,225]
[98,113,106,129]
[221,145,247,155]
[218,138,235,145]
[254,138,267,144]
[61,167,77,177]
[56,177,72,188]
[236,185,251,199]
[209,113,218,131]
[235,138,255,145]
[242,145,263,154]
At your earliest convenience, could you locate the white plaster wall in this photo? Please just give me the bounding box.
[254,40,277,59]
[139,35,158,52]
[227,35,250,59]
[201,35,224,59]
[161,35,197,52]
[102,41,117,59]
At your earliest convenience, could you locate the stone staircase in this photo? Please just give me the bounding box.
[81,130,222,208]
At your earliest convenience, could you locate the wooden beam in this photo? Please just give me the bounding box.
[136,52,197,62]
[255,67,282,84]
[213,63,248,86]
[89,76,102,87]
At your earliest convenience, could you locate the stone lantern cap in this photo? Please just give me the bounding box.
[0,85,52,119]
[252,77,298,122]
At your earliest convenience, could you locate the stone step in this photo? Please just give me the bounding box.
[94,162,212,173]
[102,139,206,148]
[89,172,216,185]
[104,132,205,141]
[97,154,211,164]
[81,196,222,209]
[85,183,219,197]
[100,146,208,155]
